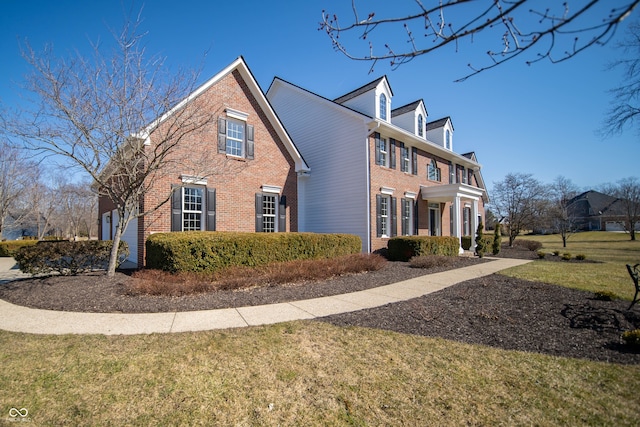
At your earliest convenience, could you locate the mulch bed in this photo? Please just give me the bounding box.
[1,248,639,364]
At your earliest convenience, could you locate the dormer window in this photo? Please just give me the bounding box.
[417,114,423,137]
[445,130,451,150]
[379,93,387,120]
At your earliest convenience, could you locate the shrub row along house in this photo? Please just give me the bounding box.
[98,57,488,267]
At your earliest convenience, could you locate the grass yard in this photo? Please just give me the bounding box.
[1,323,639,426]
[500,231,640,300]
[1,230,639,425]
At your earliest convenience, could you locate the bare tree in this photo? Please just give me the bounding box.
[3,16,228,276]
[492,172,548,246]
[603,19,640,138]
[606,177,640,240]
[320,0,639,80]
[0,140,39,239]
[549,175,580,247]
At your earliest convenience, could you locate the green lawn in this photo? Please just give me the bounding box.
[1,230,639,425]
[500,231,640,300]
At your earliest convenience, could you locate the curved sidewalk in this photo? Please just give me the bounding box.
[0,257,531,336]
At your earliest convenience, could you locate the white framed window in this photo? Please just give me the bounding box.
[262,194,276,232]
[256,192,286,233]
[417,114,423,137]
[428,159,441,182]
[380,195,389,237]
[401,144,410,173]
[226,119,244,157]
[380,93,387,120]
[401,198,414,235]
[379,137,388,166]
[445,129,451,149]
[182,187,203,231]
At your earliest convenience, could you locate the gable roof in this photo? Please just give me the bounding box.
[141,56,309,172]
[333,76,393,104]
[569,190,618,214]
[391,100,427,117]
[426,116,454,131]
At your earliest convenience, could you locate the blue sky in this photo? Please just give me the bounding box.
[1,0,637,198]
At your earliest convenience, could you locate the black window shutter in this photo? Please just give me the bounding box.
[278,195,286,232]
[206,188,216,231]
[411,147,418,175]
[246,124,254,160]
[391,197,397,237]
[218,117,227,154]
[374,132,381,165]
[171,185,182,232]
[255,193,263,232]
[376,194,382,237]
[389,138,396,169]
[401,198,407,236]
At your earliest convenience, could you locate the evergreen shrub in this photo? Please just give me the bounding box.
[145,232,362,273]
[387,236,459,262]
[0,240,38,257]
[14,240,129,276]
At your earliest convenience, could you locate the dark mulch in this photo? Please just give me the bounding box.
[1,251,639,364]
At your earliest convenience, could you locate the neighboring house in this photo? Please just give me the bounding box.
[568,190,640,231]
[267,75,488,253]
[98,57,310,267]
[1,211,41,241]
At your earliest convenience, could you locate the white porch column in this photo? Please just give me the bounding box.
[470,199,479,250]
[452,196,463,254]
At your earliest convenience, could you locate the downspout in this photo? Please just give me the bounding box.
[365,121,381,253]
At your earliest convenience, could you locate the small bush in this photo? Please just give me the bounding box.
[513,239,543,251]
[146,232,361,273]
[492,224,502,255]
[14,240,129,276]
[594,291,617,301]
[553,250,560,256]
[537,251,546,259]
[409,255,456,269]
[622,330,640,348]
[460,236,472,251]
[0,240,38,257]
[387,236,460,262]
[475,222,487,258]
[129,253,386,296]
[576,254,586,260]
[561,253,572,261]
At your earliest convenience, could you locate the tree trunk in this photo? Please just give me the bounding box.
[106,222,124,277]
[562,235,567,248]
[631,229,636,241]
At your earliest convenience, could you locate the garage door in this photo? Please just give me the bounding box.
[108,210,138,267]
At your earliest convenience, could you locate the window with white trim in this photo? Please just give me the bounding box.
[218,116,254,159]
[376,193,397,238]
[445,129,451,150]
[171,185,216,232]
[379,137,388,166]
[428,159,441,182]
[262,194,276,232]
[226,119,244,157]
[401,198,414,235]
[400,144,410,173]
[380,196,389,236]
[417,114,423,137]
[182,187,203,231]
[256,192,287,233]
[380,93,387,120]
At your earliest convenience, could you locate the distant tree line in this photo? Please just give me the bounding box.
[488,173,640,246]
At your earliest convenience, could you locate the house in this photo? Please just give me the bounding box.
[98,57,310,267]
[568,190,640,231]
[266,76,488,253]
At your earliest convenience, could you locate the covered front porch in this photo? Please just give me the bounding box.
[420,183,485,254]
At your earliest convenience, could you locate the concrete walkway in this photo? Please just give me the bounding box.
[0,257,531,336]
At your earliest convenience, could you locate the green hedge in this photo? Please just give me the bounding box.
[14,240,129,276]
[387,236,460,261]
[0,240,38,257]
[146,232,362,272]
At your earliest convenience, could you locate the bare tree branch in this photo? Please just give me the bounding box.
[320,0,639,81]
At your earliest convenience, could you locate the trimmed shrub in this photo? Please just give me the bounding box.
[145,232,362,273]
[576,254,586,260]
[460,236,472,251]
[475,222,487,258]
[14,240,129,276]
[561,252,572,261]
[622,329,640,348]
[553,250,560,256]
[537,250,546,259]
[513,239,543,251]
[387,236,459,262]
[0,240,38,257]
[492,224,502,255]
[409,255,456,269]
